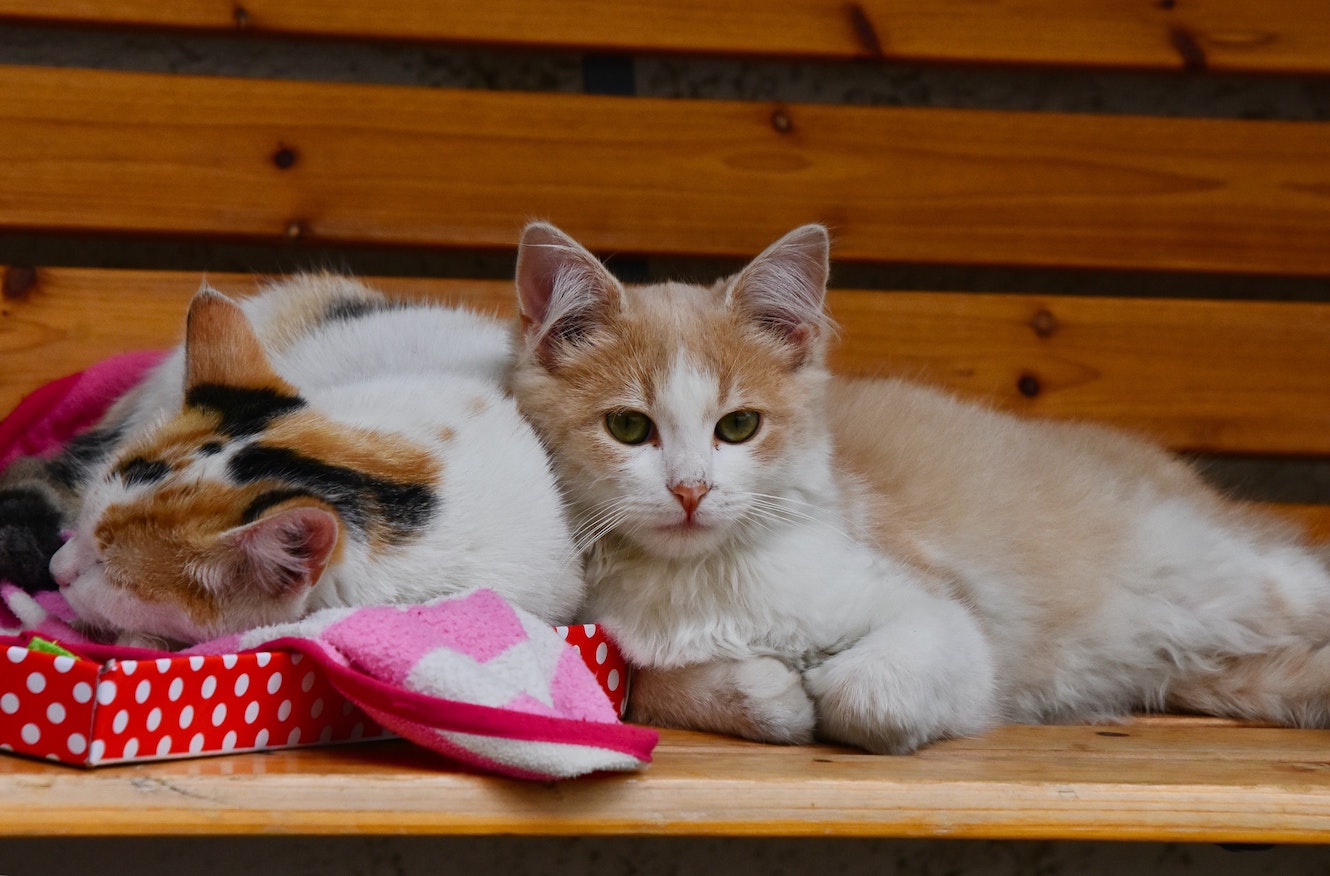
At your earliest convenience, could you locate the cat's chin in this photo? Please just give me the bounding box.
[633,521,732,560]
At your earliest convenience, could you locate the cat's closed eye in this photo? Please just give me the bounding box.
[605,411,655,445]
[115,456,171,487]
[714,410,761,444]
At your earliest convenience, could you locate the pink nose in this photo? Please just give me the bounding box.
[670,482,709,517]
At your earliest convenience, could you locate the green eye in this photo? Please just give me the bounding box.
[605,411,655,445]
[715,410,761,444]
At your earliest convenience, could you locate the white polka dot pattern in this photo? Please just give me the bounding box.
[0,624,628,765]
[555,625,632,718]
[0,646,390,765]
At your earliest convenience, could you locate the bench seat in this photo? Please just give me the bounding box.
[3,721,1330,843]
[1,1,1328,847]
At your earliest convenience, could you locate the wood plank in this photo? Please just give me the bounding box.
[3,722,1330,841]
[0,0,1327,75]
[828,289,1330,455]
[4,67,1330,276]
[6,269,1330,456]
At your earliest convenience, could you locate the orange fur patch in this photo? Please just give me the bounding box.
[261,411,441,490]
[186,291,297,396]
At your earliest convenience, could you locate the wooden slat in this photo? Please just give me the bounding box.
[6,269,1330,456]
[828,289,1330,455]
[0,0,1328,75]
[3,722,1330,841]
[4,67,1330,276]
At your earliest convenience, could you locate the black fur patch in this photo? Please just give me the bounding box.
[229,445,435,543]
[116,456,172,487]
[47,427,123,489]
[320,297,399,324]
[186,384,306,437]
[0,488,64,592]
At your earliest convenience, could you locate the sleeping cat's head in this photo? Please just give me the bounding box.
[511,222,834,561]
[50,289,388,647]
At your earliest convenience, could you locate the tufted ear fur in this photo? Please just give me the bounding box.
[515,222,625,367]
[216,505,340,598]
[726,224,831,362]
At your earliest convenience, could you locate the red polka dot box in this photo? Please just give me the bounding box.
[0,624,629,767]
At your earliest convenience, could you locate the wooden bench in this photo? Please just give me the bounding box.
[2,0,1330,845]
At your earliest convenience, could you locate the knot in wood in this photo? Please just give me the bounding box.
[1017,373,1041,398]
[272,146,299,170]
[1168,25,1207,71]
[2,265,38,301]
[1029,308,1058,338]
[770,109,793,134]
[846,3,885,58]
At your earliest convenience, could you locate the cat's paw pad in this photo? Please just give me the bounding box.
[0,489,64,592]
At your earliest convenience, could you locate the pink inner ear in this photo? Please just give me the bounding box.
[516,222,584,325]
[235,505,340,596]
[515,222,623,364]
[729,225,830,355]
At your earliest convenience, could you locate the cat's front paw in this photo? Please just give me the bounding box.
[725,655,818,744]
[802,605,998,755]
[0,488,64,592]
[628,656,816,745]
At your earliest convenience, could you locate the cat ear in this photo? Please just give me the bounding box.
[727,224,832,359]
[220,505,340,598]
[515,222,624,366]
[184,284,292,394]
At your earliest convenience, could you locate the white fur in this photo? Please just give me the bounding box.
[54,276,585,645]
[298,373,582,617]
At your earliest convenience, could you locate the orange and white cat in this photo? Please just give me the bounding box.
[511,221,1330,753]
[36,275,584,647]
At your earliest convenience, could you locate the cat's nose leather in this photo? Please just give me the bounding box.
[670,482,709,517]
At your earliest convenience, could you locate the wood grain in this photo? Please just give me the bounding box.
[2,722,1330,841]
[0,0,1326,74]
[4,66,1330,275]
[827,289,1330,455]
[6,269,1330,456]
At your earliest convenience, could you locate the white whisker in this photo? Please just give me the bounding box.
[571,496,635,553]
[741,491,857,544]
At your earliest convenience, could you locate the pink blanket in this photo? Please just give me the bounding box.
[0,355,657,779]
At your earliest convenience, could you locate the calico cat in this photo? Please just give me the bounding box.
[0,274,584,647]
[510,221,1330,754]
